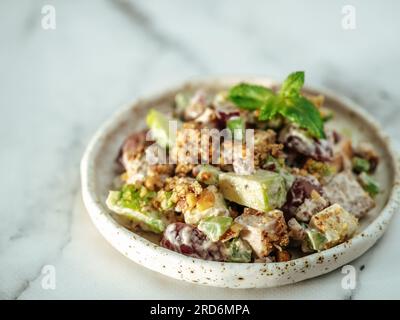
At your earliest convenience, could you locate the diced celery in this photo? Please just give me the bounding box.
[198,216,233,242]
[358,172,380,196]
[156,190,174,210]
[227,117,245,140]
[352,157,370,173]
[224,238,252,263]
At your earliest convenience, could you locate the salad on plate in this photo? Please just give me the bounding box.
[106,71,380,263]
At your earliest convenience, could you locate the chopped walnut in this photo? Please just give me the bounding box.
[253,129,283,167]
[331,136,353,172]
[164,176,203,213]
[171,122,211,170]
[276,250,291,262]
[175,163,196,176]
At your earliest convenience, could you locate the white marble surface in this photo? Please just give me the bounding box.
[1,0,399,299]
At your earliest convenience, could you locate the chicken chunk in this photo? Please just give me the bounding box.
[287,218,306,241]
[324,171,375,218]
[309,203,358,249]
[235,208,289,258]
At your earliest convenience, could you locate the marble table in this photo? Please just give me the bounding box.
[1,0,399,299]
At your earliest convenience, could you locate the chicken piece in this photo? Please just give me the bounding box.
[295,190,329,222]
[309,203,358,249]
[183,90,208,121]
[287,218,306,241]
[235,208,289,258]
[324,171,375,218]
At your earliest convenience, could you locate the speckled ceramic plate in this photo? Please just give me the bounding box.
[81,76,400,288]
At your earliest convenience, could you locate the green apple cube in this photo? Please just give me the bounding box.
[195,165,221,185]
[218,170,287,211]
[305,229,327,251]
[198,216,233,242]
[146,109,177,148]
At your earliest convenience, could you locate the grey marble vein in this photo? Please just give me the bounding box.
[109,0,209,72]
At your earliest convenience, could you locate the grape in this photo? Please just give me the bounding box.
[281,176,323,220]
[215,105,240,128]
[117,129,150,170]
[160,222,226,261]
[285,135,333,161]
[280,125,333,162]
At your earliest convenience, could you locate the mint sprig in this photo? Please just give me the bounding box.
[228,83,274,110]
[228,71,325,139]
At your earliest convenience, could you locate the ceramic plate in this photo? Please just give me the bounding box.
[81,76,400,288]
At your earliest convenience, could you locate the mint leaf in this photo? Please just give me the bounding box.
[228,72,325,139]
[258,96,280,121]
[228,83,274,110]
[279,71,304,97]
[282,96,325,139]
